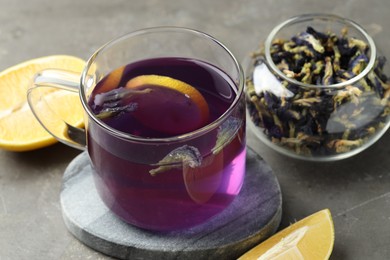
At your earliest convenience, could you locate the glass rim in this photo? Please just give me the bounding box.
[264,13,377,89]
[80,26,244,143]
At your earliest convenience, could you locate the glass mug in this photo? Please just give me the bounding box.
[28,27,246,231]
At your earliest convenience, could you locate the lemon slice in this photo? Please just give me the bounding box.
[91,74,210,135]
[239,209,335,260]
[94,65,125,95]
[0,55,85,151]
[126,74,210,125]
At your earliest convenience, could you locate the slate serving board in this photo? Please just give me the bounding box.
[60,147,282,259]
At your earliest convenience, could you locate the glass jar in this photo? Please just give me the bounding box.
[245,14,390,161]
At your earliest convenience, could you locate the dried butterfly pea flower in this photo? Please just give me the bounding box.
[247,26,390,157]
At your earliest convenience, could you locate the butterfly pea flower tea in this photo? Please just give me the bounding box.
[88,57,246,231]
[28,28,246,231]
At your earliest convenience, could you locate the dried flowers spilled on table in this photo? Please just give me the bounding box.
[246,26,390,156]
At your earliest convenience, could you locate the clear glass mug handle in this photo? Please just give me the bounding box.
[27,69,86,150]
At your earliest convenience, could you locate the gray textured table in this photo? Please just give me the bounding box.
[0,1,389,259]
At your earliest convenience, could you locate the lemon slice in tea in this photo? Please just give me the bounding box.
[126,74,210,134]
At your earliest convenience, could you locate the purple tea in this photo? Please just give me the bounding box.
[87,57,246,231]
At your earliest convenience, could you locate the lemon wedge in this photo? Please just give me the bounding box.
[239,209,335,260]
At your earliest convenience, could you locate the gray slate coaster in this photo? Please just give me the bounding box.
[60,147,282,260]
